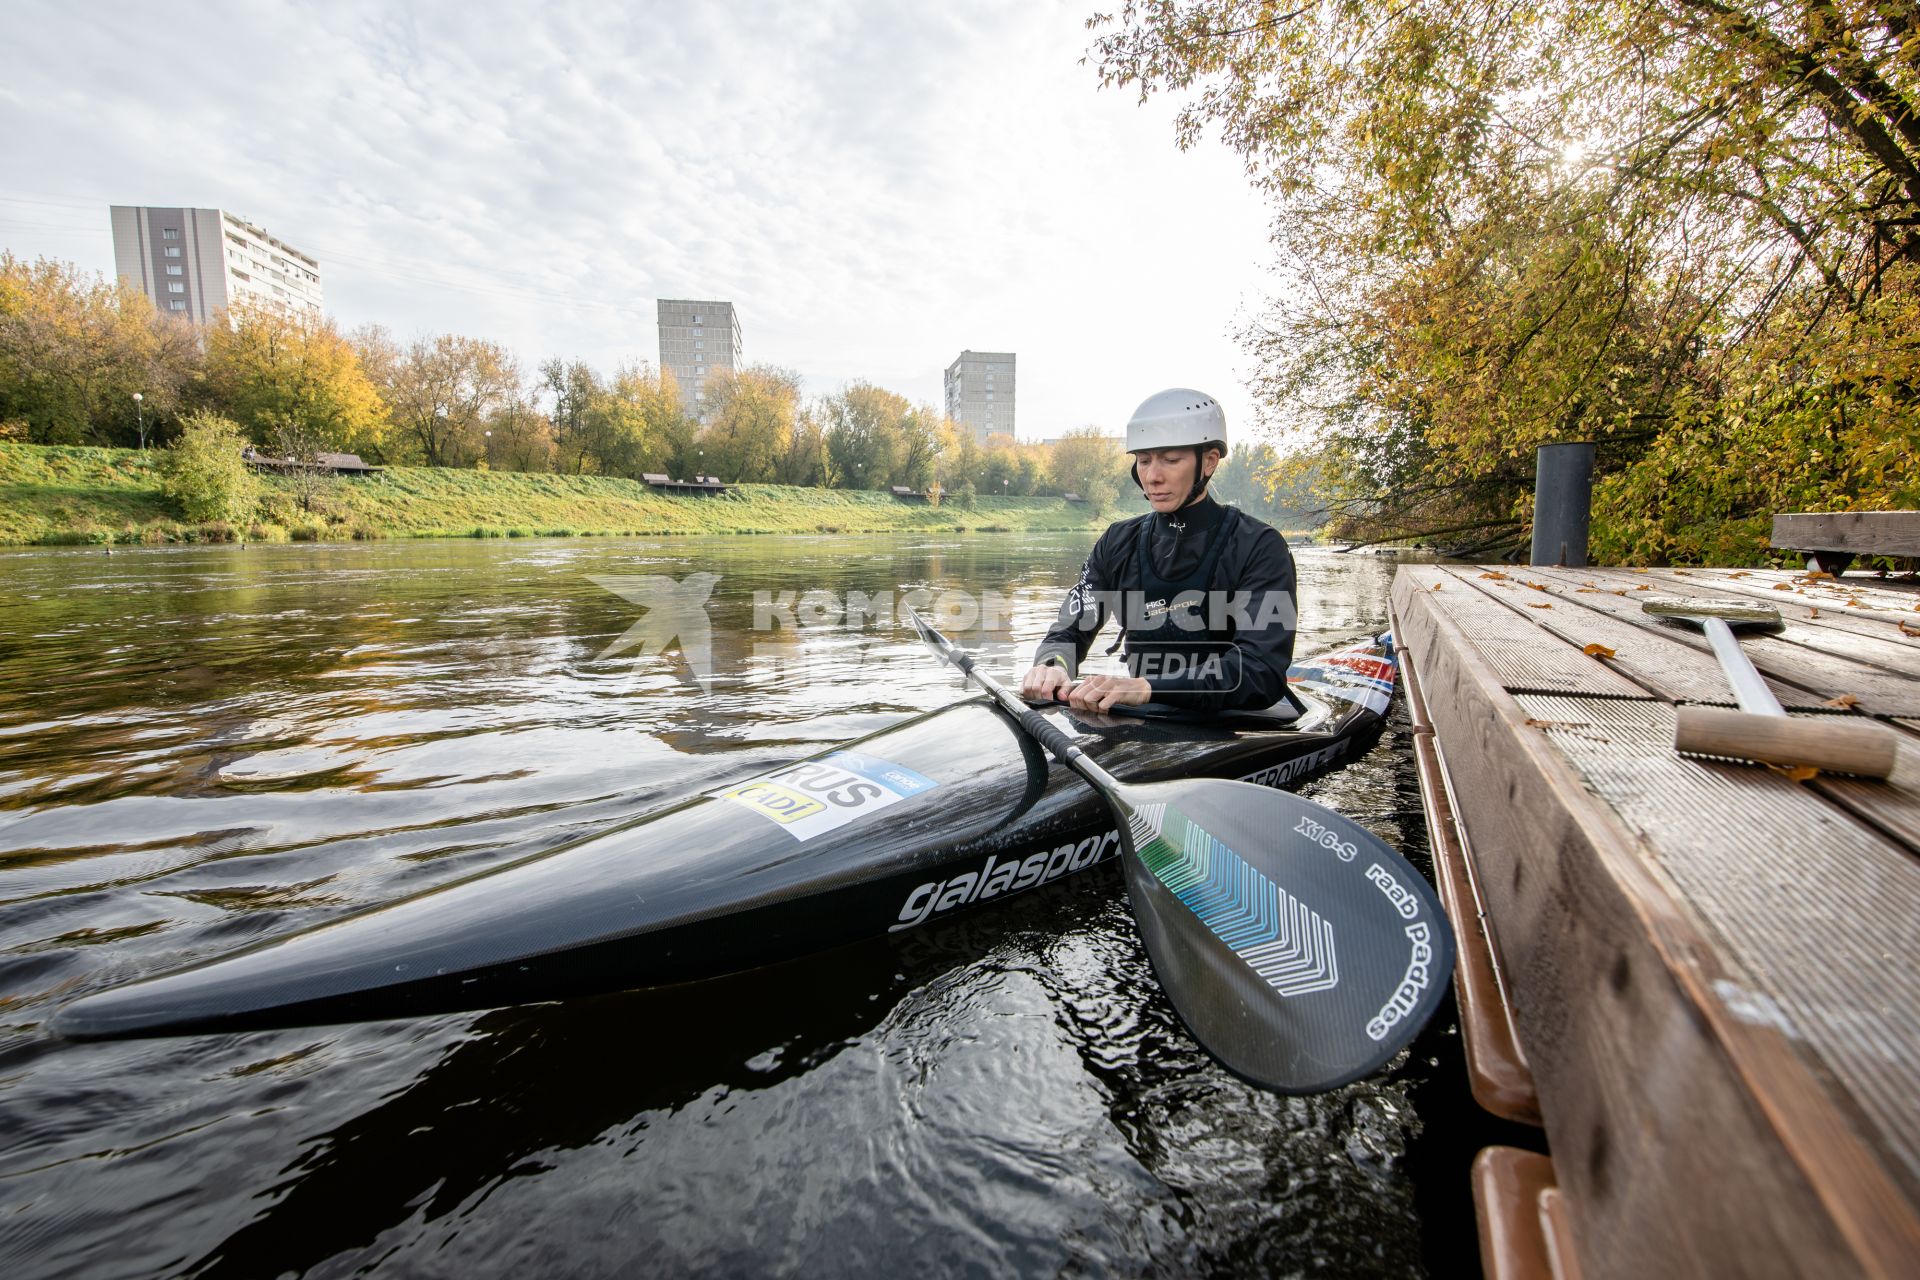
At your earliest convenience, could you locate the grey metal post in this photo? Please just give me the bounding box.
[1530,442,1594,567]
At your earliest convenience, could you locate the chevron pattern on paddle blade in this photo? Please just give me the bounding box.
[1128,803,1339,998]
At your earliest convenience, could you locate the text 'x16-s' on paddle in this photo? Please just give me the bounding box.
[905,606,1455,1094]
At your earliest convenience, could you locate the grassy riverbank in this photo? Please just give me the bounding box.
[0,444,1122,544]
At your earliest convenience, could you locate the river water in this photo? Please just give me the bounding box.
[0,534,1504,1278]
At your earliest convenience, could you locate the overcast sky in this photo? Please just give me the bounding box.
[1,1,1279,441]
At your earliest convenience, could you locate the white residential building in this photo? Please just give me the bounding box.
[110,206,323,323]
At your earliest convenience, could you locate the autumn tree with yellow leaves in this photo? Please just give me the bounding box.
[203,299,388,457]
[1090,1,1920,562]
[0,254,197,446]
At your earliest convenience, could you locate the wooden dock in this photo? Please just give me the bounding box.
[1390,564,1920,1279]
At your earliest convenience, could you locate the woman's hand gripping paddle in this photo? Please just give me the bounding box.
[906,607,1454,1093]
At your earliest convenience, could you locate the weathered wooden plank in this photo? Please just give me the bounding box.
[1501,570,1920,717]
[1620,570,1920,675]
[1774,512,1920,558]
[1806,715,1920,855]
[1397,567,1649,697]
[1516,693,1920,1196]
[1667,568,1920,624]
[1460,567,1833,710]
[1393,571,1920,1278]
[1565,567,1920,654]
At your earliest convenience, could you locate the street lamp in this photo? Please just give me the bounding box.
[132,392,145,449]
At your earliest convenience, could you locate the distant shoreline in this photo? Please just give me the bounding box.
[3,444,1325,547]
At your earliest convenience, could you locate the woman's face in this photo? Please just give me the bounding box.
[1132,447,1216,513]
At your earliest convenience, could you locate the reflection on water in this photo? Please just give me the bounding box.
[0,535,1482,1278]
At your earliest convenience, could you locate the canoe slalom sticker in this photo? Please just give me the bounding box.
[716,751,938,842]
[1287,644,1395,717]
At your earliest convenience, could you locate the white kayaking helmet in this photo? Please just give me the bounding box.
[1125,388,1229,502]
[1126,388,1229,456]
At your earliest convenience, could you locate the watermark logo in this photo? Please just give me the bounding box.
[587,579,1281,694]
[590,573,720,689]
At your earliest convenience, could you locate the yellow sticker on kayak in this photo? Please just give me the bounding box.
[720,781,828,825]
[716,751,938,842]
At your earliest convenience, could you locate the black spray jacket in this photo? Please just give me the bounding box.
[1031,496,1298,712]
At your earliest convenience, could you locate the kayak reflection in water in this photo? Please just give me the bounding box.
[1020,388,1298,715]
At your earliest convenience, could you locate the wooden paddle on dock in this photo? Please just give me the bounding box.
[1642,597,1900,779]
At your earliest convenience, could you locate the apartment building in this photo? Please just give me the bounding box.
[110,206,323,323]
[943,350,1015,444]
[657,299,744,416]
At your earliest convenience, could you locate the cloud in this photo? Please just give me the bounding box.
[2,0,1279,440]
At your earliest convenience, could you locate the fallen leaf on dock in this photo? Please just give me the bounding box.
[1634,584,1651,591]
[1766,764,1820,782]
[1575,587,1600,593]
[1524,580,1549,591]
[1479,570,1509,580]
[1728,571,1750,578]
[1431,582,1443,591]
[1809,607,1819,618]
[1823,694,1859,708]
[1582,643,1617,658]
[1900,620,1920,637]
[1772,583,1794,591]
[1798,571,1835,582]
[1527,602,1553,609]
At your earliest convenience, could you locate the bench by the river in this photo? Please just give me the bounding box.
[1773,511,1920,575]
[641,473,731,495]
[244,451,384,475]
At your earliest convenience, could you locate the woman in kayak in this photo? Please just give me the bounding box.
[1019,388,1298,714]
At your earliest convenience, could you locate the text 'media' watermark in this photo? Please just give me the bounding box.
[590,576,1293,690]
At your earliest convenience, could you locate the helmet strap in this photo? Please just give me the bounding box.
[1182,445,1215,508]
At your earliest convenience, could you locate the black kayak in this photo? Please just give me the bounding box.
[52,635,1400,1040]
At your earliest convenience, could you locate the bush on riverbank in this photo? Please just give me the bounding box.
[158,413,258,523]
[0,443,1124,545]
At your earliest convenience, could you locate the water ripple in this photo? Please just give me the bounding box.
[0,538,1459,1279]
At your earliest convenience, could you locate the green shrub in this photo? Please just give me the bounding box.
[160,413,258,523]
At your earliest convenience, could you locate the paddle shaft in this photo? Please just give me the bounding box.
[924,627,1121,793]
